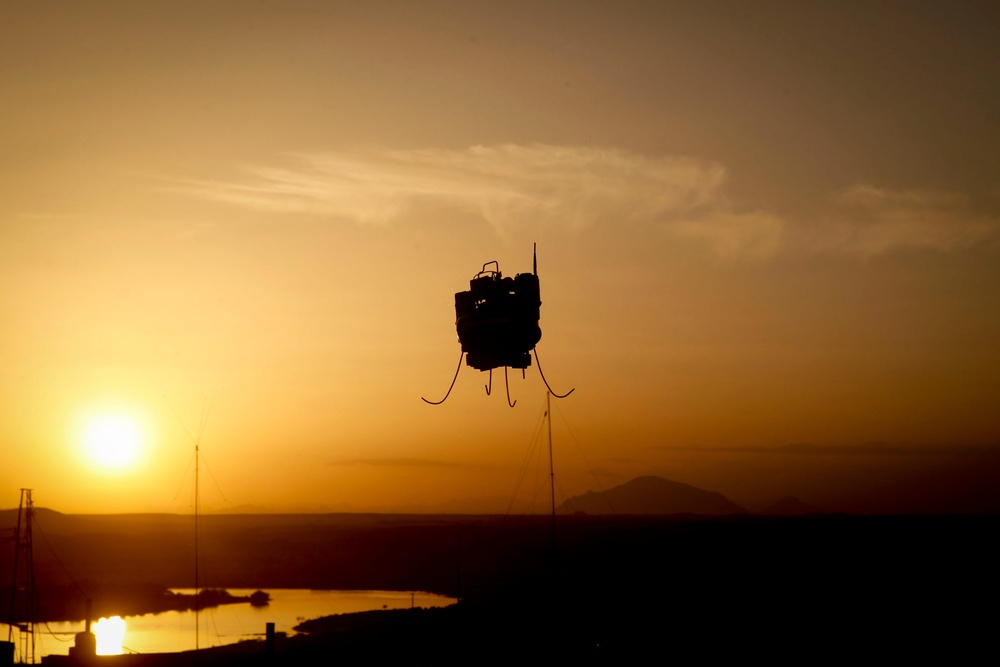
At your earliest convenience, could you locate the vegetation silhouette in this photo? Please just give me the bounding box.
[4,508,997,662]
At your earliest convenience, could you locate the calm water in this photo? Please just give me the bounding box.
[11,589,455,657]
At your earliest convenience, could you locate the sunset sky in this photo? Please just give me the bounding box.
[3,1,998,515]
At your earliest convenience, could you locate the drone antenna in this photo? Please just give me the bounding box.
[533,242,537,275]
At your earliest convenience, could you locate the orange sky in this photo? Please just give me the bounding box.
[2,1,999,514]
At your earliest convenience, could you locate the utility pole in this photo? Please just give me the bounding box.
[7,489,36,664]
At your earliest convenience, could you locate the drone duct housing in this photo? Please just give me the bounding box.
[455,267,541,371]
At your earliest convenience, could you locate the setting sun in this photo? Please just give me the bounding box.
[92,616,127,655]
[82,414,144,472]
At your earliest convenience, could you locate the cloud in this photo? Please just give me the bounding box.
[175,147,999,260]
[174,144,784,260]
[656,443,1000,459]
[327,457,462,468]
[809,185,1000,257]
[673,210,785,260]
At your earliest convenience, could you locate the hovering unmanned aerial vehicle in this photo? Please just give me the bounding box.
[423,245,574,407]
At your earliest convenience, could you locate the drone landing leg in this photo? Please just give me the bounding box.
[421,351,465,405]
[485,369,493,396]
[532,347,575,399]
[504,366,517,408]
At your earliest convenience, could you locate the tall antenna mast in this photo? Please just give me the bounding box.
[167,394,215,652]
[192,396,212,652]
[547,392,556,551]
[7,489,36,664]
[194,432,200,651]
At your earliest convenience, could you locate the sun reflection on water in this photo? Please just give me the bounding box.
[93,616,126,655]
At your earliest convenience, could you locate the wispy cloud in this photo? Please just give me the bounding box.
[174,144,784,260]
[656,443,1000,458]
[173,146,999,260]
[807,185,1000,257]
[327,457,463,468]
[673,210,785,261]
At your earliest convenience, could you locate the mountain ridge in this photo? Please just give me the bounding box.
[557,475,747,516]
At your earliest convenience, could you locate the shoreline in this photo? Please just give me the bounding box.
[7,586,267,624]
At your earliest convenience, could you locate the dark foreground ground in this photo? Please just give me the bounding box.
[2,511,997,663]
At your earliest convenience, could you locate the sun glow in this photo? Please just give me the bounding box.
[93,616,126,655]
[82,414,144,472]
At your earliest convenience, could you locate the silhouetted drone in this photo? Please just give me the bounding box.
[422,245,574,407]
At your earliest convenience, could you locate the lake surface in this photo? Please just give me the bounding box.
[12,589,455,657]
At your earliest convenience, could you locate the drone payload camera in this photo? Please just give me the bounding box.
[422,245,574,407]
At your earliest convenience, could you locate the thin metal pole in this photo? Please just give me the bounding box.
[195,440,199,651]
[7,490,25,643]
[25,491,34,664]
[547,392,555,549]
[7,490,36,664]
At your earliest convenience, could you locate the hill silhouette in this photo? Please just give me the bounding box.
[556,475,746,515]
[762,495,822,516]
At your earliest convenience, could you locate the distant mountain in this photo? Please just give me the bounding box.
[761,496,823,516]
[557,476,747,516]
[0,506,74,532]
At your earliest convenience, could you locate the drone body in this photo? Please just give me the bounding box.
[422,245,573,406]
[456,261,541,372]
